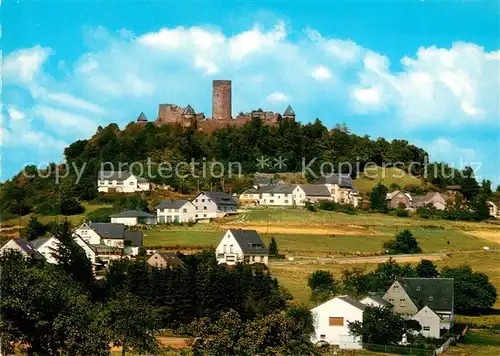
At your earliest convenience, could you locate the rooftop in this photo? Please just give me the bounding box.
[229,229,268,254]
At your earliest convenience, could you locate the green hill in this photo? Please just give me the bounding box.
[354,166,432,194]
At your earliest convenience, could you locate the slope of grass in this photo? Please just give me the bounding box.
[353,166,427,194]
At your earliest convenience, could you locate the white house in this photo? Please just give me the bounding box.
[156,200,196,223]
[0,238,44,260]
[111,210,157,226]
[259,185,299,206]
[311,295,365,349]
[29,237,61,264]
[315,174,361,207]
[382,278,455,338]
[192,191,238,220]
[73,222,143,260]
[215,229,269,265]
[487,201,499,218]
[296,185,334,205]
[97,171,151,193]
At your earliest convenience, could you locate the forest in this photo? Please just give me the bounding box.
[1,117,483,218]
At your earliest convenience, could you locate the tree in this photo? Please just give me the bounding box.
[105,292,160,356]
[348,306,420,345]
[52,219,94,288]
[0,251,109,355]
[268,237,279,256]
[383,229,421,254]
[370,183,388,212]
[440,265,497,314]
[22,216,46,241]
[415,259,439,278]
[60,197,85,215]
[474,194,491,220]
[308,270,338,302]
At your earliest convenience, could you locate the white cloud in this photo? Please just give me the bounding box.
[195,56,219,75]
[425,137,479,166]
[311,65,332,80]
[305,29,362,64]
[7,105,26,120]
[138,26,225,51]
[46,93,105,114]
[229,22,287,60]
[3,46,52,84]
[37,106,97,135]
[266,92,289,102]
[351,87,382,106]
[351,42,499,126]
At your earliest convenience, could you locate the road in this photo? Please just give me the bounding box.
[268,249,499,266]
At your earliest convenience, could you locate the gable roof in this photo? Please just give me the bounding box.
[149,251,185,268]
[253,176,273,185]
[29,237,51,250]
[124,231,143,247]
[397,278,454,312]
[259,184,296,194]
[183,104,196,115]
[364,292,393,307]
[228,229,268,254]
[300,184,331,197]
[98,171,132,181]
[4,238,45,260]
[137,112,148,122]
[200,191,237,206]
[87,222,125,239]
[314,173,354,189]
[337,295,367,310]
[111,210,155,218]
[283,105,295,116]
[156,199,191,209]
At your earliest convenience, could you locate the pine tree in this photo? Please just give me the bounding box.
[23,216,46,241]
[268,237,279,256]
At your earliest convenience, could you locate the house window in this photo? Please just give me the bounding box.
[203,206,207,210]
[429,296,434,301]
[203,214,207,217]
[400,299,406,307]
[270,200,274,203]
[224,245,227,253]
[320,334,326,339]
[183,208,187,213]
[201,199,205,202]
[423,326,430,331]
[284,200,289,204]
[99,180,105,185]
[329,317,344,326]
[389,299,395,303]
[129,182,134,185]
[393,285,399,292]
[230,245,233,253]
[416,286,421,291]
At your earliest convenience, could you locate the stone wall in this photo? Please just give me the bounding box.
[157,104,185,125]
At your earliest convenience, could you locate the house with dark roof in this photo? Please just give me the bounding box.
[111,210,157,226]
[310,295,365,349]
[0,238,45,261]
[382,278,455,338]
[156,200,196,223]
[73,221,144,260]
[97,171,151,193]
[215,229,269,265]
[296,184,333,204]
[259,184,299,206]
[192,191,238,219]
[147,251,185,269]
[314,173,361,207]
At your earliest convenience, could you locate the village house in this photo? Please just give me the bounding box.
[97,171,151,193]
[259,184,299,206]
[315,174,361,207]
[239,188,261,206]
[111,210,157,226]
[487,201,499,218]
[147,251,185,269]
[156,200,197,223]
[0,238,45,261]
[296,184,333,205]
[382,278,455,339]
[215,229,269,265]
[386,191,414,209]
[192,191,238,219]
[360,292,393,309]
[310,295,365,349]
[73,222,144,262]
[413,192,449,211]
[252,175,286,189]
[28,237,61,264]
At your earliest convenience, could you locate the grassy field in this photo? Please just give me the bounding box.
[353,166,430,194]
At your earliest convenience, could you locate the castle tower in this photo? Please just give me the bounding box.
[283,105,296,120]
[212,80,232,120]
[183,104,196,119]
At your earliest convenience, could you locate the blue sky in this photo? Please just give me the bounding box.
[2,0,499,185]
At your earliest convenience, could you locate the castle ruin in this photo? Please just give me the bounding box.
[139,80,295,132]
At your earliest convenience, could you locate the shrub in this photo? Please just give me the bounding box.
[396,209,409,217]
[383,230,421,254]
[86,207,116,223]
[306,204,317,212]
